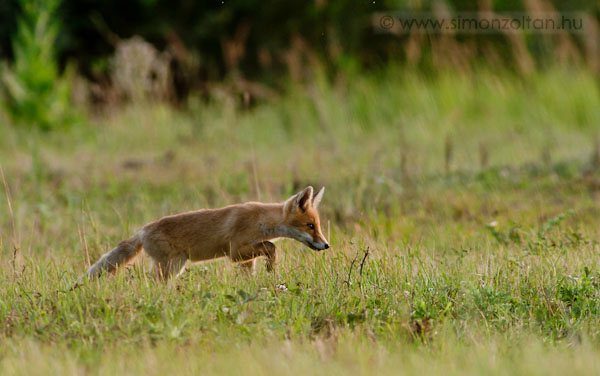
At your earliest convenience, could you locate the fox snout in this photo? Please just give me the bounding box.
[307,234,330,251]
[318,242,330,251]
[307,241,329,251]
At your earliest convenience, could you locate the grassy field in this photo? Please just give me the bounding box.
[1,67,600,375]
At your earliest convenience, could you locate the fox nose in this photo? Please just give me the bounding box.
[324,243,330,249]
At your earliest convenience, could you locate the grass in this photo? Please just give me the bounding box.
[1,66,600,375]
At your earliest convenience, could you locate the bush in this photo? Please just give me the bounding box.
[1,0,79,131]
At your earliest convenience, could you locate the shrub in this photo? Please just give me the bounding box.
[1,0,79,131]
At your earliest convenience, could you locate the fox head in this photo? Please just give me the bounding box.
[282,186,330,251]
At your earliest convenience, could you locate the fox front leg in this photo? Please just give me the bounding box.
[254,241,278,272]
[264,243,278,272]
[231,241,278,272]
[239,259,257,274]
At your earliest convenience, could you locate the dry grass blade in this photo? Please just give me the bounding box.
[0,166,19,278]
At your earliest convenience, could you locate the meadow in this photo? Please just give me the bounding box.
[1,67,600,375]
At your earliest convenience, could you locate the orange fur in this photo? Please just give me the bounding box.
[83,186,329,280]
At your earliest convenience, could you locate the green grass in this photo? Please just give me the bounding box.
[1,67,600,375]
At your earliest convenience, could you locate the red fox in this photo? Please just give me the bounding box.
[83,186,329,280]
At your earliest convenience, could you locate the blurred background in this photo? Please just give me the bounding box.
[0,0,598,129]
[0,0,599,244]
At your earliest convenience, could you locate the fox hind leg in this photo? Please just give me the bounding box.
[153,254,188,280]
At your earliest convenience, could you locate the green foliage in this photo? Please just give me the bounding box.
[0,0,79,131]
[0,0,596,98]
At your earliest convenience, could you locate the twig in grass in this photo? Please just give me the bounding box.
[68,282,82,292]
[344,247,370,291]
[1,166,20,279]
[358,247,370,293]
[77,225,91,269]
[344,250,360,287]
[12,247,18,278]
[79,202,91,268]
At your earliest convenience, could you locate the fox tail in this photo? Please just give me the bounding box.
[83,230,145,280]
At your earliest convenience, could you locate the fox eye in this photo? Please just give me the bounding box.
[307,223,315,230]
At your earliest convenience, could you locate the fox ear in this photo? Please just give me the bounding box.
[294,186,313,212]
[312,187,325,208]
